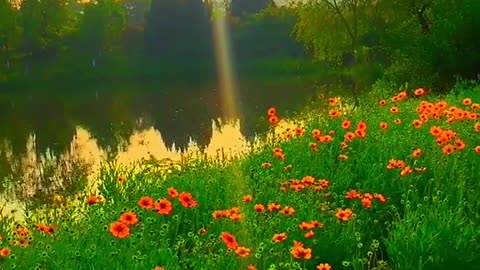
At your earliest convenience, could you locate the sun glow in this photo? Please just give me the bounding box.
[211,11,239,120]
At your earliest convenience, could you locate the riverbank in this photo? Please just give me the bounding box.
[0,82,479,270]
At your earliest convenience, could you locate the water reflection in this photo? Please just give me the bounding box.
[0,79,319,221]
[0,117,302,222]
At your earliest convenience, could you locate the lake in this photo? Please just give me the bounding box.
[0,77,321,218]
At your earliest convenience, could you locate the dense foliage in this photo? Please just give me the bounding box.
[0,0,477,91]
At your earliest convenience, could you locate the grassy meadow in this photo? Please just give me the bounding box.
[1,82,480,270]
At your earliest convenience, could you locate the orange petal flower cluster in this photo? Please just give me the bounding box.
[220,232,251,258]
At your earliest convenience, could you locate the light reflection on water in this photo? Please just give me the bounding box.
[0,117,301,222]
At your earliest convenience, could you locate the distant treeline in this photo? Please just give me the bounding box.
[0,0,306,88]
[0,0,479,93]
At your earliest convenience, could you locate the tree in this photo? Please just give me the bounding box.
[123,0,151,54]
[231,5,304,60]
[77,0,126,67]
[380,0,480,91]
[0,0,18,72]
[291,0,388,104]
[229,0,271,17]
[144,0,212,62]
[19,0,76,59]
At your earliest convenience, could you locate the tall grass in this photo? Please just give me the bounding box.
[0,82,479,270]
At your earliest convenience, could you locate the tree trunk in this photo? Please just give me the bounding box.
[5,44,10,70]
[350,48,360,107]
[415,4,430,33]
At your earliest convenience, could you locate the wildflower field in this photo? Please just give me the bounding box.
[1,82,480,270]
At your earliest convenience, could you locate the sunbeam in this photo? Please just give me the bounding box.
[211,8,239,120]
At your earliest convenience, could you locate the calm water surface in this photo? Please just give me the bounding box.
[0,78,319,209]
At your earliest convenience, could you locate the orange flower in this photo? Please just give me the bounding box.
[356,121,367,131]
[230,214,243,222]
[312,129,322,137]
[346,189,362,199]
[310,220,323,228]
[430,126,442,137]
[220,232,238,250]
[280,206,295,216]
[153,267,165,270]
[267,107,276,116]
[344,132,355,141]
[400,166,413,176]
[269,115,279,124]
[363,193,374,200]
[262,162,272,168]
[412,148,422,158]
[272,233,288,243]
[338,154,348,160]
[390,106,399,113]
[35,223,49,232]
[317,263,332,270]
[304,230,315,238]
[335,208,353,221]
[329,109,341,118]
[118,175,126,183]
[155,198,173,215]
[213,210,227,219]
[291,241,312,259]
[15,227,31,237]
[109,221,130,239]
[138,196,155,209]
[374,194,387,203]
[395,160,406,169]
[328,97,338,106]
[379,122,388,129]
[463,98,472,106]
[167,187,179,198]
[341,120,351,129]
[87,196,102,205]
[412,119,422,128]
[362,198,372,209]
[178,192,198,208]
[228,207,241,216]
[248,265,257,270]
[267,202,281,212]
[455,139,466,150]
[394,119,402,125]
[379,99,387,106]
[474,146,480,154]
[119,211,139,226]
[294,127,305,136]
[0,247,11,257]
[442,144,456,155]
[253,204,265,212]
[318,179,330,188]
[274,151,286,160]
[301,175,315,186]
[44,225,56,235]
[242,195,253,203]
[235,246,251,257]
[414,88,426,97]
[355,129,366,138]
[18,238,30,247]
